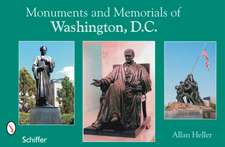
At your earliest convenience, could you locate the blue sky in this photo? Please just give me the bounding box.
[19,41,75,81]
[164,41,216,105]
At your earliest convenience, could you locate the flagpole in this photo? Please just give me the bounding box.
[190,43,208,74]
[190,54,201,74]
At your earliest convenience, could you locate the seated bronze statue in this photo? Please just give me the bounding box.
[91,49,151,130]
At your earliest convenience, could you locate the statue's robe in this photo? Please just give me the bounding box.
[32,55,54,105]
[95,62,151,129]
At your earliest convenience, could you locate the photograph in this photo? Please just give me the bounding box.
[19,41,75,125]
[164,41,216,120]
[83,41,155,142]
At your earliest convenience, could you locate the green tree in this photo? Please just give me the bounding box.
[19,67,36,96]
[58,76,74,113]
[19,67,36,111]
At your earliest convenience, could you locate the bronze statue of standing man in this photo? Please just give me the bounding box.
[32,46,55,106]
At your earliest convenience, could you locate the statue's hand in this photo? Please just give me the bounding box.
[44,59,51,65]
[129,80,141,88]
[91,79,101,87]
[37,66,44,72]
[126,87,133,93]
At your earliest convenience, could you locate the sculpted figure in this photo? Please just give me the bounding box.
[32,46,55,106]
[91,49,151,129]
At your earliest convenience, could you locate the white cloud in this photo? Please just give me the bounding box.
[59,66,74,82]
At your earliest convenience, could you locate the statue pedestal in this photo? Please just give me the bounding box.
[165,102,215,119]
[84,116,150,138]
[30,106,61,124]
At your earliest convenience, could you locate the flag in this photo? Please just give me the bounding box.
[202,49,209,70]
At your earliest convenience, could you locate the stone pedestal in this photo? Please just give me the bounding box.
[84,116,150,138]
[165,102,215,119]
[30,106,61,124]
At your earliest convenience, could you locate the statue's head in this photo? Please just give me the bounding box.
[40,46,47,55]
[124,49,135,64]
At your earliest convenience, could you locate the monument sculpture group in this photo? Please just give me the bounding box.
[175,74,204,106]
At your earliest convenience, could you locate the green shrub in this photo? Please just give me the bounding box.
[19,112,30,124]
[61,113,74,124]
[19,112,74,124]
